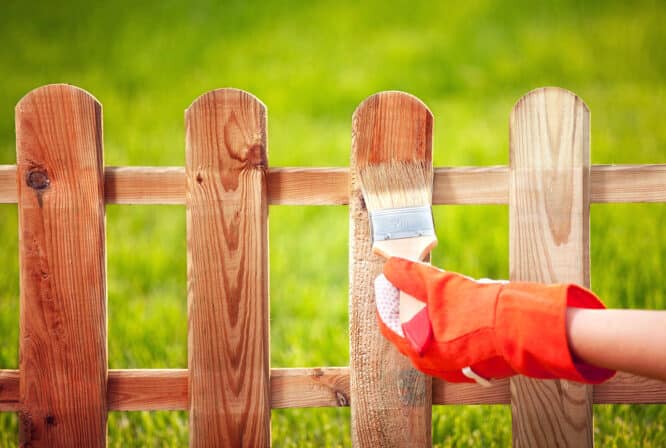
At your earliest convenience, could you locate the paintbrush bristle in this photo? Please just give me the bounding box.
[358,160,433,212]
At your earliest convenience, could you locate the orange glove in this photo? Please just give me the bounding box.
[375,257,615,385]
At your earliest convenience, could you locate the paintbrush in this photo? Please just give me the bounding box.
[359,162,436,354]
[354,92,437,354]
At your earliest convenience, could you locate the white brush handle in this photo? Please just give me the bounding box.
[372,236,437,261]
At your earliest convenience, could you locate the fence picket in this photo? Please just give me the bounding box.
[509,87,593,447]
[350,91,433,447]
[186,89,270,446]
[15,84,107,447]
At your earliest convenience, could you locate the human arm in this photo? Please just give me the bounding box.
[377,257,666,385]
[566,308,666,381]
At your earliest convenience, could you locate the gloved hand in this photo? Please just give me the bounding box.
[375,257,615,385]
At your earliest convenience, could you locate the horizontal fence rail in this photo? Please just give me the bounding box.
[1,369,664,412]
[1,164,666,205]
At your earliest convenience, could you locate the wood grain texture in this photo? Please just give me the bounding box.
[267,167,349,205]
[2,164,665,205]
[432,378,511,405]
[590,164,666,203]
[107,369,188,411]
[15,84,107,447]
[0,165,17,202]
[270,367,350,408]
[186,88,270,447]
[350,91,432,447]
[105,166,184,204]
[593,372,666,404]
[433,165,508,204]
[509,87,593,447]
[0,370,20,412]
[0,369,665,412]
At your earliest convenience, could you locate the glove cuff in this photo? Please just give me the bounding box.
[495,282,615,384]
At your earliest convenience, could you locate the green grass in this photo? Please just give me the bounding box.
[0,0,665,445]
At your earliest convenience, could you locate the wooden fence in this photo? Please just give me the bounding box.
[0,84,665,447]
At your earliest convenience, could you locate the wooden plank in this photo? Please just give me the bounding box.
[186,88,270,447]
[590,164,666,203]
[593,372,666,404]
[270,367,350,408]
[15,84,107,447]
[267,167,349,205]
[432,378,511,405]
[104,166,184,204]
[350,91,432,447]
[433,165,508,204]
[107,369,188,411]
[509,87,593,447]
[2,164,666,205]
[0,165,17,203]
[0,370,20,412]
[0,369,665,411]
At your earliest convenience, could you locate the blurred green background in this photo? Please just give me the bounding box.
[0,0,664,446]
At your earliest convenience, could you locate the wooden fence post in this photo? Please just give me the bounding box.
[16,84,107,446]
[186,89,270,446]
[509,87,593,447]
[350,91,433,446]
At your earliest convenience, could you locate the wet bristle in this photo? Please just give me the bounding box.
[358,160,433,212]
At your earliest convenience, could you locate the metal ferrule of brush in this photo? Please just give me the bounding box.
[369,206,435,242]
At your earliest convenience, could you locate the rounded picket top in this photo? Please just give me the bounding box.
[16,83,101,114]
[353,90,433,121]
[15,83,104,178]
[185,87,268,180]
[186,87,267,116]
[352,90,434,167]
[509,86,590,165]
[15,84,103,167]
[510,86,589,122]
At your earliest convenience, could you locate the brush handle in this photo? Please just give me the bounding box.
[372,236,437,261]
[373,235,437,322]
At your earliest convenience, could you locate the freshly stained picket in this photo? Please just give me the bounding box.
[509,87,593,447]
[15,84,107,447]
[186,89,270,446]
[350,91,433,447]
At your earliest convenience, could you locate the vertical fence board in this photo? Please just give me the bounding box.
[16,84,107,447]
[350,92,432,447]
[509,87,593,447]
[186,89,270,447]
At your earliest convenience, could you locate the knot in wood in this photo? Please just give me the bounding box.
[246,143,266,168]
[26,169,50,190]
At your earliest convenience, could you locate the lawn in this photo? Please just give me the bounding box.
[0,0,665,446]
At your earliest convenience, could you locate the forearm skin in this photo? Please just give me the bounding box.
[566,308,666,382]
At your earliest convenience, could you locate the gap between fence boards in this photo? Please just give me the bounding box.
[0,369,663,412]
[0,164,665,205]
